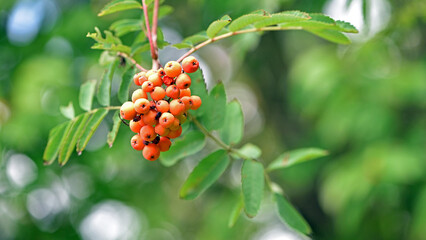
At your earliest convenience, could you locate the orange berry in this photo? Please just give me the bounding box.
[148,73,163,87]
[176,73,191,89]
[146,69,157,78]
[120,101,137,120]
[158,68,166,77]
[131,135,144,151]
[164,61,182,78]
[142,143,160,161]
[163,76,174,86]
[179,88,191,98]
[151,87,166,101]
[169,118,180,131]
[142,81,154,92]
[129,120,142,133]
[142,110,158,126]
[159,112,175,128]
[158,137,171,152]
[155,124,170,136]
[133,72,143,86]
[182,56,199,73]
[169,99,186,116]
[190,95,202,110]
[156,100,169,113]
[132,89,148,102]
[166,85,180,99]
[180,96,193,111]
[140,125,156,141]
[134,98,150,114]
[168,125,182,139]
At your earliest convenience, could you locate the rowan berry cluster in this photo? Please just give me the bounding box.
[120,56,201,161]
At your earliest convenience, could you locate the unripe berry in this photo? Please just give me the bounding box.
[190,95,202,110]
[169,99,186,116]
[132,89,148,102]
[159,112,175,128]
[179,88,191,98]
[164,61,182,78]
[120,101,137,120]
[163,76,174,86]
[155,124,170,136]
[140,125,156,141]
[146,69,157,78]
[166,85,180,99]
[151,87,166,101]
[143,143,160,161]
[169,118,180,131]
[142,81,154,92]
[182,56,199,73]
[142,110,158,126]
[156,100,169,113]
[180,96,193,111]
[148,73,163,87]
[158,137,171,152]
[176,114,187,124]
[168,125,182,139]
[131,135,144,151]
[134,98,150,114]
[129,120,142,133]
[175,73,191,89]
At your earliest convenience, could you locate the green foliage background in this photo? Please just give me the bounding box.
[0,0,425,239]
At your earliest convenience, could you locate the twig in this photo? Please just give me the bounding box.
[151,0,160,69]
[141,0,158,70]
[117,52,146,72]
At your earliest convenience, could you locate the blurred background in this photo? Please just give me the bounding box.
[0,0,425,239]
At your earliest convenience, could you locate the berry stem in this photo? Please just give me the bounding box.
[176,26,303,63]
[151,0,160,64]
[117,52,147,71]
[141,0,159,70]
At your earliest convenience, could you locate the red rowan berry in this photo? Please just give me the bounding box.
[157,68,166,77]
[148,73,163,87]
[132,89,148,102]
[140,125,156,141]
[166,85,180,99]
[159,112,175,128]
[179,88,191,98]
[168,125,182,139]
[143,143,160,161]
[120,101,137,120]
[133,72,144,86]
[134,98,150,114]
[163,76,174,86]
[169,118,180,131]
[146,69,157,78]
[164,61,182,78]
[182,56,199,73]
[130,120,142,133]
[169,99,185,116]
[155,124,170,137]
[142,81,154,92]
[180,96,193,111]
[190,95,202,110]
[142,110,158,126]
[131,135,144,151]
[175,73,191,89]
[151,87,166,101]
[156,100,169,113]
[158,137,171,152]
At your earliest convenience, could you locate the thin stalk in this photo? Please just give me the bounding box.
[151,0,160,68]
[117,52,146,72]
[141,0,158,69]
[177,26,303,62]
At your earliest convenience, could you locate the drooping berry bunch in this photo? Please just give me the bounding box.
[120,56,202,161]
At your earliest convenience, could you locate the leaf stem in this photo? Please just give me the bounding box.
[117,52,146,72]
[151,0,160,67]
[176,26,303,63]
[141,0,159,70]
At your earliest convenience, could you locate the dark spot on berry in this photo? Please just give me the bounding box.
[143,141,149,145]
[155,112,162,120]
[152,136,160,144]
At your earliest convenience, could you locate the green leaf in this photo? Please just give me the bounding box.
[79,80,97,111]
[97,60,118,107]
[76,109,109,154]
[275,193,312,235]
[158,5,174,18]
[306,28,351,44]
[118,67,136,103]
[188,69,208,107]
[253,11,310,28]
[199,83,227,130]
[60,102,75,119]
[183,31,209,45]
[98,0,142,17]
[228,13,269,32]
[179,150,230,200]
[160,130,206,167]
[267,148,328,171]
[242,160,264,218]
[206,15,232,38]
[172,42,193,49]
[233,143,262,159]
[58,113,91,166]
[219,100,244,145]
[110,19,143,37]
[107,112,121,148]
[43,122,69,165]
[228,196,244,228]
[336,20,358,33]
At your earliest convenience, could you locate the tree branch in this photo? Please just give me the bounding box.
[141,0,159,70]
[117,52,147,72]
[151,0,160,68]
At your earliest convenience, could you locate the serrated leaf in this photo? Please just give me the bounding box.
[107,112,121,147]
[188,69,208,117]
[228,13,269,32]
[110,19,143,37]
[118,67,136,103]
[172,42,193,49]
[76,109,109,154]
[306,28,351,44]
[228,196,244,228]
[79,80,97,111]
[254,11,310,28]
[336,20,358,33]
[309,13,335,24]
[60,102,75,119]
[267,148,328,171]
[160,130,206,167]
[97,60,118,107]
[43,122,69,165]
[242,160,264,217]
[183,31,209,45]
[206,15,232,38]
[179,150,230,200]
[98,0,142,17]
[219,100,244,145]
[199,83,227,130]
[275,193,312,235]
[233,143,262,159]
